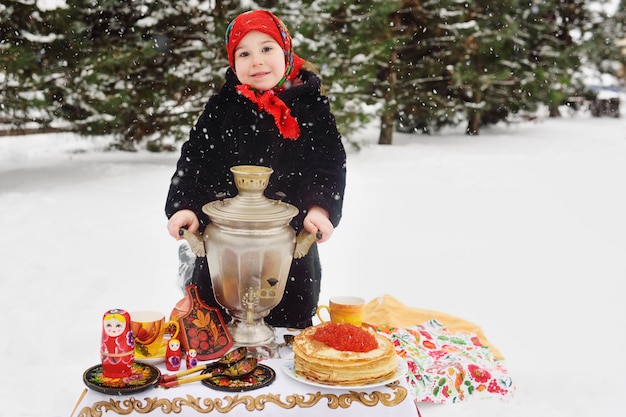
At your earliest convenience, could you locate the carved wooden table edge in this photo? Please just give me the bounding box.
[75,380,408,416]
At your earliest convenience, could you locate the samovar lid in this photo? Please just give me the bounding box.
[202,165,298,224]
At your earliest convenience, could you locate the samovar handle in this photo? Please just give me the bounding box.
[293,229,322,259]
[179,228,206,257]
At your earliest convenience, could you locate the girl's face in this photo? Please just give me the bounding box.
[234,31,286,91]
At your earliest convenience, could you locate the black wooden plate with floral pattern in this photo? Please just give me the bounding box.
[83,362,160,395]
[200,362,275,392]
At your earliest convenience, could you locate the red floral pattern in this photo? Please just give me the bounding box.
[375,319,515,404]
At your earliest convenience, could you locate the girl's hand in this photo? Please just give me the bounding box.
[167,209,200,240]
[303,206,333,243]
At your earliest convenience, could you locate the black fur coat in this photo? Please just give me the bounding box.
[165,68,346,328]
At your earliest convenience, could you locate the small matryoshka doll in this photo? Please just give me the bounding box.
[186,348,198,369]
[165,338,182,371]
[101,309,134,378]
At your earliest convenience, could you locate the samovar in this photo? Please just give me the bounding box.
[180,165,317,357]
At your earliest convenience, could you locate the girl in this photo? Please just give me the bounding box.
[165,10,346,329]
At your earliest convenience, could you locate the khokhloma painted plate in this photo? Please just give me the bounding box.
[201,362,275,392]
[83,362,160,395]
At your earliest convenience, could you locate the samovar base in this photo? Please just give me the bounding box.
[227,319,280,359]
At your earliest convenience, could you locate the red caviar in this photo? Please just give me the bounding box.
[312,323,377,352]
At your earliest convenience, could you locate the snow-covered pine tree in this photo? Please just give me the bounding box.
[456,1,534,134]
[614,0,626,82]
[391,0,596,135]
[0,0,57,132]
[521,0,597,118]
[577,0,626,93]
[42,0,239,149]
[389,0,468,136]
[286,0,402,146]
[1,0,619,145]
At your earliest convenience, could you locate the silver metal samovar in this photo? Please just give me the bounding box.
[181,165,316,358]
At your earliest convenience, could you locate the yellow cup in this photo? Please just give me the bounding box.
[316,296,365,326]
[130,311,180,358]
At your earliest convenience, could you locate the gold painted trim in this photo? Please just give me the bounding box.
[76,381,407,416]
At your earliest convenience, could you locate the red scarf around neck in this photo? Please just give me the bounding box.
[236,84,300,140]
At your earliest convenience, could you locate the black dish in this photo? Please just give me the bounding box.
[83,362,160,395]
[200,362,275,392]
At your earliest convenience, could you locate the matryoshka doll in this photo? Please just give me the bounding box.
[100,309,134,378]
[165,338,182,371]
[186,348,198,369]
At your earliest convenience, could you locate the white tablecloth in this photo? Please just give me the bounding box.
[71,330,419,417]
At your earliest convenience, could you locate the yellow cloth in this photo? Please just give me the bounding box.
[363,294,504,360]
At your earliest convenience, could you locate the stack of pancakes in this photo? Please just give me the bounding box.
[292,323,398,385]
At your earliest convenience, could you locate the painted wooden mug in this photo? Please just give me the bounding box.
[130,311,180,359]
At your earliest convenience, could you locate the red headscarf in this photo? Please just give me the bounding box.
[225,10,304,139]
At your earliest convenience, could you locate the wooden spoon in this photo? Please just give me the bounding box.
[159,357,258,388]
[159,347,248,383]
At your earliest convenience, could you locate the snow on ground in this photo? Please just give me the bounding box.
[1,109,625,416]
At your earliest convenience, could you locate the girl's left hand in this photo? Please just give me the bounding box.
[303,206,333,243]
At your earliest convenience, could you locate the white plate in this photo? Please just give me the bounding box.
[281,355,408,390]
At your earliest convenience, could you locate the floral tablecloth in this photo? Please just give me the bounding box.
[374,319,515,404]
